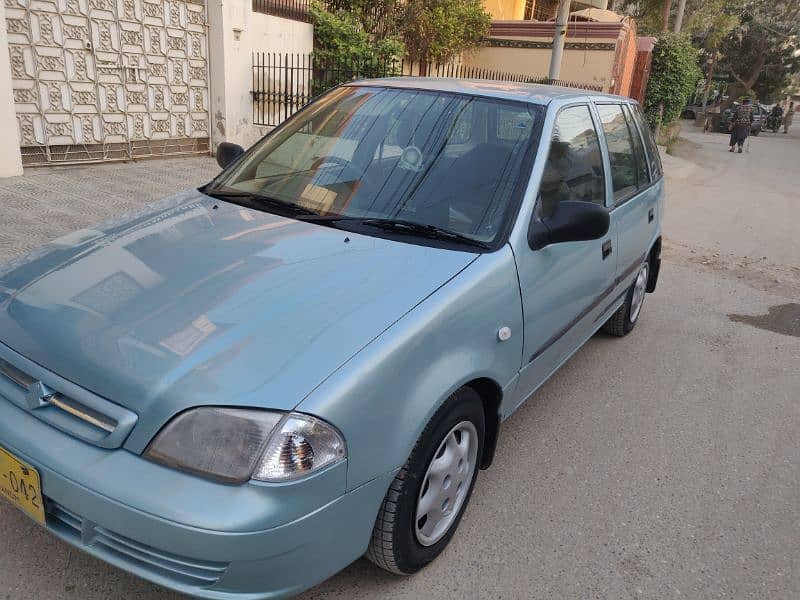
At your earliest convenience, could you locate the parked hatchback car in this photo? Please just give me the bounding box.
[0,79,663,599]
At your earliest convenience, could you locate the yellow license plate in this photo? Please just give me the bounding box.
[0,447,45,525]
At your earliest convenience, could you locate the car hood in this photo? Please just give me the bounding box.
[0,190,476,440]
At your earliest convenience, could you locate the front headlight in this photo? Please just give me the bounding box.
[145,407,346,484]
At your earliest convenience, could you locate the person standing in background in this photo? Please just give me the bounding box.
[783,102,794,134]
[729,98,754,153]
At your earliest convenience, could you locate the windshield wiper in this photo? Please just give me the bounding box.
[358,219,492,249]
[298,214,490,249]
[202,187,320,218]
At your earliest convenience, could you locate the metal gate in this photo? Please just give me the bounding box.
[5,0,210,166]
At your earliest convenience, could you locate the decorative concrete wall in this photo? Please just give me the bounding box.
[463,20,636,94]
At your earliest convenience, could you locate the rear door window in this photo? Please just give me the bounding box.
[631,105,662,179]
[596,104,638,203]
[622,104,651,189]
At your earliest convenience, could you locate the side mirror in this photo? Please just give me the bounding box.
[528,200,610,251]
[216,142,245,169]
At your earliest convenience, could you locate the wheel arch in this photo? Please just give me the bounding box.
[463,377,503,469]
[646,236,662,293]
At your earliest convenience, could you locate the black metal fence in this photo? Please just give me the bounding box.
[252,52,603,127]
[252,0,402,27]
[252,0,313,22]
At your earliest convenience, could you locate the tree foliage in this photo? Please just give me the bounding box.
[310,1,404,64]
[312,0,491,67]
[685,0,742,50]
[621,0,799,107]
[716,1,800,104]
[401,0,491,64]
[643,33,702,128]
[616,0,671,34]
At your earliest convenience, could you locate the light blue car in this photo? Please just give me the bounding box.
[0,79,662,598]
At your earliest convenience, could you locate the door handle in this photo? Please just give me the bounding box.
[648,208,655,223]
[602,240,613,260]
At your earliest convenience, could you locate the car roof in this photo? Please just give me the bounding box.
[348,77,634,106]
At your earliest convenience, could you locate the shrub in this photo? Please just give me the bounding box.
[643,33,702,130]
[310,2,404,65]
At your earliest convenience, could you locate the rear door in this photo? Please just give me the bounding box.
[511,103,617,409]
[595,102,656,295]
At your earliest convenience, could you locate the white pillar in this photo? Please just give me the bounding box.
[206,1,313,152]
[206,0,229,152]
[0,6,23,177]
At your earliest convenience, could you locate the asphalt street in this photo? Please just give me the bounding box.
[0,124,798,600]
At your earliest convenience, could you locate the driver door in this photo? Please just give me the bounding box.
[510,103,617,411]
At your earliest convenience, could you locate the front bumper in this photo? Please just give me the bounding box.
[0,397,394,599]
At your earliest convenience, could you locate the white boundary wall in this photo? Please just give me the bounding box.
[0,7,24,177]
[207,2,313,151]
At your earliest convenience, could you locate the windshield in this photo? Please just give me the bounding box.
[211,85,543,249]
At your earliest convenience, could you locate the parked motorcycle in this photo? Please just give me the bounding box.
[765,113,782,133]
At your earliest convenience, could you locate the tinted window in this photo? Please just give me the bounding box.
[623,104,650,188]
[631,105,662,179]
[215,86,543,246]
[596,104,638,202]
[536,105,605,219]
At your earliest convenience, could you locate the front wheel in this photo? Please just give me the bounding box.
[366,387,484,574]
[603,260,649,337]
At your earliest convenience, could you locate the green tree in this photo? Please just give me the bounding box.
[616,0,672,34]
[401,0,491,65]
[716,1,800,106]
[684,0,742,108]
[685,0,742,50]
[642,33,702,129]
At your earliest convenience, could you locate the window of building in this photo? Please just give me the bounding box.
[531,0,560,22]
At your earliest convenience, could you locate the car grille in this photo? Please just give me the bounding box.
[0,349,138,449]
[48,502,228,588]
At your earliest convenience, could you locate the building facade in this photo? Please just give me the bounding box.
[483,0,610,22]
[0,0,312,176]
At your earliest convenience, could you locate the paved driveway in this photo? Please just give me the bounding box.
[0,156,217,263]
[0,129,798,600]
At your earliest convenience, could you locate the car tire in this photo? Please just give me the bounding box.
[366,387,485,575]
[603,260,650,337]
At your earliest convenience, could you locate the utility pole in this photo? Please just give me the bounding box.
[548,0,572,81]
[673,0,687,33]
[661,0,672,32]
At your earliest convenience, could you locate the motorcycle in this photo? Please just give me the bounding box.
[765,113,782,133]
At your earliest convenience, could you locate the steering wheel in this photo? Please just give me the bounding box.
[312,154,346,168]
[311,155,359,179]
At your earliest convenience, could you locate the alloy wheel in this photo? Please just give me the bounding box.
[629,262,649,323]
[414,421,479,547]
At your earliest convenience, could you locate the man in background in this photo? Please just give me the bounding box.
[729,98,754,153]
[783,102,794,134]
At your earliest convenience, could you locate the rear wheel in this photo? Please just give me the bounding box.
[366,387,484,574]
[603,260,649,337]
